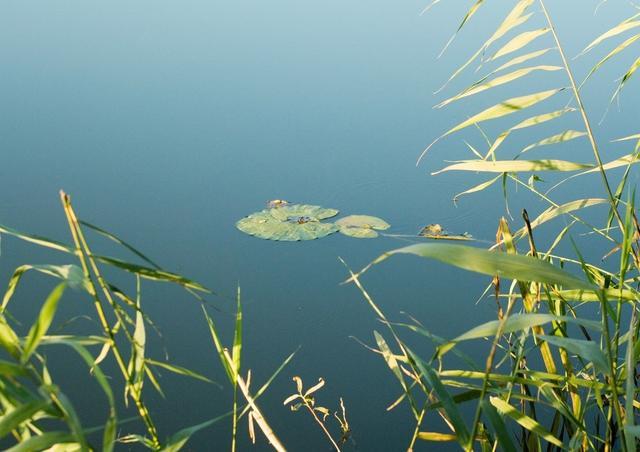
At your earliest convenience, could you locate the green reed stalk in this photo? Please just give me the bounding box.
[60,191,160,449]
[538,0,624,231]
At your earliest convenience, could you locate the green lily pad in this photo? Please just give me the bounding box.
[236,207,339,241]
[269,204,339,222]
[339,227,379,238]
[335,215,390,230]
[335,215,390,239]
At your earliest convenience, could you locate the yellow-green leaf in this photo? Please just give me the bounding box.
[437,66,561,108]
[491,28,550,61]
[433,159,591,175]
[490,397,563,447]
[521,130,587,153]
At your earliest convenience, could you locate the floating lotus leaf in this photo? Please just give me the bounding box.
[335,215,390,239]
[419,223,473,241]
[339,227,379,238]
[236,208,338,241]
[335,215,390,230]
[269,204,339,222]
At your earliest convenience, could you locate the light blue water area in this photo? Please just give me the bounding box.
[1,0,639,449]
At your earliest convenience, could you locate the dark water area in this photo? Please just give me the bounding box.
[1,1,639,450]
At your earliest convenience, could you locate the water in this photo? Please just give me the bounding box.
[1,1,639,450]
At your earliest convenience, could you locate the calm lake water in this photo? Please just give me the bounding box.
[1,1,639,450]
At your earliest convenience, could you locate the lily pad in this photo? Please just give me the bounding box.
[339,227,379,238]
[336,215,390,239]
[236,207,339,241]
[419,223,473,241]
[270,204,339,222]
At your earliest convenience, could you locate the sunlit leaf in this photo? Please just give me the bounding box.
[433,159,591,175]
[582,16,640,54]
[365,243,593,290]
[490,28,550,61]
[22,283,67,364]
[490,397,563,447]
[437,66,561,108]
[521,130,587,153]
[336,215,390,239]
[237,206,339,241]
[539,335,609,375]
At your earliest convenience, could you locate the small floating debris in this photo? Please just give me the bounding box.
[335,215,391,239]
[236,204,339,241]
[267,199,290,208]
[419,223,473,241]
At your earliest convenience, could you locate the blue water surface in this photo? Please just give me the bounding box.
[1,1,639,450]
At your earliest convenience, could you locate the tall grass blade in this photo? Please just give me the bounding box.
[0,399,50,437]
[490,28,550,61]
[92,255,211,292]
[161,413,232,452]
[364,243,593,290]
[407,347,471,447]
[481,399,517,452]
[421,88,564,164]
[520,130,587,154]
[539,335,609,375]
[581,16,640,54]
[0,224,73,254]
[433,159,591,175]
[2,265,84,312]
[489,396,563,447]
[436,66,561,108]
[21,283,66,364]
[5,432,77,452]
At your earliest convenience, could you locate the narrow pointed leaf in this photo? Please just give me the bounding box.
[454,175,502,202]
[521,130,587,153]
[490,397,563,447]
[367,243,593,290]
[539,335,609,375]
[437,66,561,108]
[433,159,591,175]
[493,48,553,74]
[407,348,470,447]
[91,255,211,292]
[582,17,640,54]
[22,283,66,364]
[491,28,550,61]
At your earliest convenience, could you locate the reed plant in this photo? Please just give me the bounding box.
[0,192,292,450]
[346,1,640,450]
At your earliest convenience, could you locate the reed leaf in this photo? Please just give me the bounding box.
[366,243,593,290]
[521,130,587,153]
[437,66,562,108]
[433,159,591,175]
[493,48,554,74]
[489,396,563,447]
[2,264,84,312]
[91,255,211,292]
[407,347,470,447]
[161,413,231,452]
[539,335,609,375]
[421,88,563,163]
[0,224,73,254]
[583,33,640,83]
[490,28,550,61]
[5,432,77,452]
[21,283,66,364]
[582,15,640,54]
[145,359,217,385]
[0,399,51,438]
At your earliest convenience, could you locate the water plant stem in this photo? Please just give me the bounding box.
[538,0,624,231]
